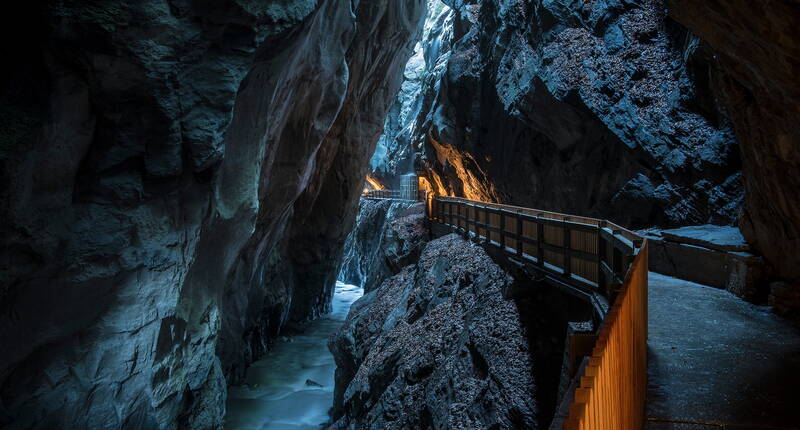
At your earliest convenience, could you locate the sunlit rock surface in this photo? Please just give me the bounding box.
[226,282,362,430]
[340,200,428,292]
[0,0,424,428]
[329,234,537,429]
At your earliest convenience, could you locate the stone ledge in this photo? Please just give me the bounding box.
[641,227,769,302]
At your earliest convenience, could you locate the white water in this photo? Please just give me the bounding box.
[225,282,363,430]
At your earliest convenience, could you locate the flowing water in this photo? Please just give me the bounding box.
[225,282,363,430]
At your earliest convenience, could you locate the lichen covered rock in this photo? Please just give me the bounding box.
[329,234,537,429]
[376,0,742,228]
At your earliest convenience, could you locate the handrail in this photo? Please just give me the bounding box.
[362,189,428,201]
[427,195,648,430]
[430,197,642,295]
[564,242,648,429]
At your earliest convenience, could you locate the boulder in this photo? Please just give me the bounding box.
[329,233,538,429]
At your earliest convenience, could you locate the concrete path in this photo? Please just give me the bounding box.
[646,273,800,430]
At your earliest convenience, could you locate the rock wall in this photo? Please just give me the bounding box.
[329,234,538,429]
[339,199,428,292]
[0,1,424,429]
[375,0,743,229]
[664,0,800,286]
[374,0,800,296]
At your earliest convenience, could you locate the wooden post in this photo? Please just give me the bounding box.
[612,229,622,282]
[448,202,453,227]
[563,217,572,277]
[537,214,545,267]
[478,205,484,240]
[499,209,506,250]
[469,203,476,240]
[598,221,607,292]
[516,210,523,257]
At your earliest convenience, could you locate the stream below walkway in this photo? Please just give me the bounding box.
[225,282,363,430]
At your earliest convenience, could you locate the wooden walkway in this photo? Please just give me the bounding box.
[364,190,649,429]
[646,273,800,430]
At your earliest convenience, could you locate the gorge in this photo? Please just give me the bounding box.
[1,0,799,429]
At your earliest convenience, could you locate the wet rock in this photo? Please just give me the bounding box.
[340,200,429,292]
[329,234,537,429]
[0,0,425,428]
[305,379,324,388]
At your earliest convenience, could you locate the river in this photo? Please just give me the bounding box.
[225,281,363,430]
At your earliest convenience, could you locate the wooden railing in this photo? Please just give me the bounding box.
[565,243,648,430]
[429,196,648,430]
[362,189,428,201]
[430,197,642,295]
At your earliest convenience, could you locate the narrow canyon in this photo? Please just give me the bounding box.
[1,1,798,429]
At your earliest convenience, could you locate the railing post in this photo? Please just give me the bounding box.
[598,221,607,292]
[469,203,476,240]
[463,203,469,235]
[563,217,571,277]
[477,204,483,240]
[537,213,545,267]
[448,202,453,228]
[612,229,622,284]
[499,209,506,250]
[516,210,523,257]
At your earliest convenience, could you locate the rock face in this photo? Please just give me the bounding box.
[329,234,538,429]
[373,0,743,229]
[0,1,424,429]
[340,199,428,292]
[664,0,800,285]
[372,0,800,301]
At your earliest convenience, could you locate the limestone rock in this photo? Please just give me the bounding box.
[340,200,429,292]
[373,0,743,228]
[329,234,537,429]
[0,0,425,428]
[666,0,800,283]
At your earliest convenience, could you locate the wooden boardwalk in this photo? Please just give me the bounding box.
[364,190,649,429]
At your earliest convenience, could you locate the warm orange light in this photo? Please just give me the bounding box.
[365,173,385,190]
[427,133,500,202]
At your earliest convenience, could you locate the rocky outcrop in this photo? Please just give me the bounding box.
[340,199,428,292]
[0,1,424,429]
[329,234,538,429]
[664,0,800,285]
[373,0,800,303]
[374,0,743,229]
